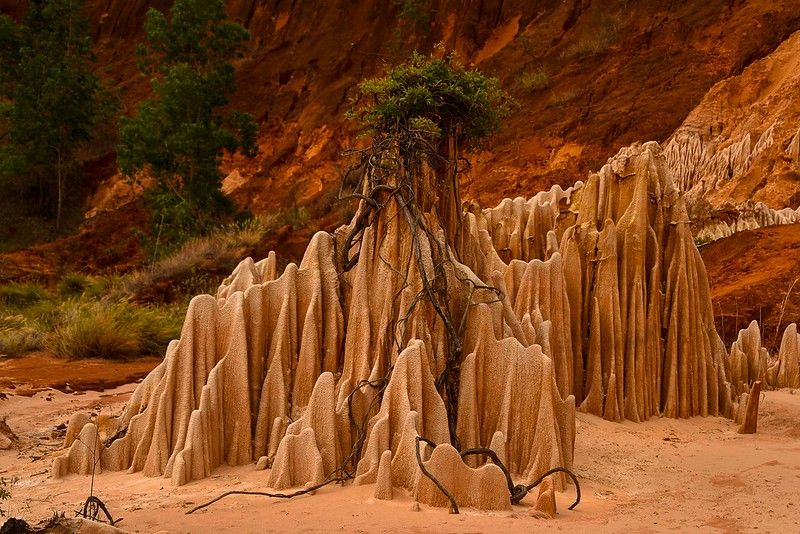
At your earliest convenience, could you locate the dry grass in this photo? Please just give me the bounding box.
[518,68,550,92]
[117,215,276,300]
[548,88,581,107]
[46,300,182,360]
[1,278,184,360]
[0,213,288,360]
[0,316,44,357]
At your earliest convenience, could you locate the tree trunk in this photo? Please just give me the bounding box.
[434,126,462,252]
[56,148,63,233]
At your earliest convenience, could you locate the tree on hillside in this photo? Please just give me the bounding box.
[0,0,108,232]
[342,51,514,446]
[117,0,258,248]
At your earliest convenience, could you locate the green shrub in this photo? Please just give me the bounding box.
[47,302,137,359]
[134,304,185,354]
[0,286,55,356]
[561,13,620,59]
[0,283,48,309]
[0,476,16,517]
[275,206,309,230]
[57,273,102,298]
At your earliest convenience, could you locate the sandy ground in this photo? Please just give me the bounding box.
[0,383,799,533]
[0,353,163,396]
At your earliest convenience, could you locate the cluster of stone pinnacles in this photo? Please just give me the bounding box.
[53,142,767,515]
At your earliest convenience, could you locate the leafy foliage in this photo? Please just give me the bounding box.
[118,0,258,247]
[350,52,515,151]
[394,0,431,26]
[0,0,110,231]
[0,476,16,517]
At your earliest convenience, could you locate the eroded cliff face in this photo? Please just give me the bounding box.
[700,223,800,347]
[56,0,800,218]
[3,1,800,366]
[665,29,800,212]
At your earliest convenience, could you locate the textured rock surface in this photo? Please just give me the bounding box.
[769,323,800,388]
[693,202,800,244]
[664,30,800,211]
[470,142,734,420]
[53,141,739,513]
[728,321,770,395]
[414,443,512,511]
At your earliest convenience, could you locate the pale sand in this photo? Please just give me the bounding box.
[2,384,798,533]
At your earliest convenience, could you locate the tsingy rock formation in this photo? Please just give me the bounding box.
[693,202,800,244]
[53,141,738,514]
[471,142,734,420]
[768,323,800,389]
[728,320,770,395]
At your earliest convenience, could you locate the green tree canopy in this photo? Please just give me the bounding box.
[352,51,514,150]
[118,0,257,245]
[0,0,107,232]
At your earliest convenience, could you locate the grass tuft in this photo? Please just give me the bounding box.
[46,300,183,360]
[0,315,44,357]
[0,283,49,309]
[57,273,104,298]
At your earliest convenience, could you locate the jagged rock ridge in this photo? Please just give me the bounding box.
[53,142,739,513]
[693,202,800,244]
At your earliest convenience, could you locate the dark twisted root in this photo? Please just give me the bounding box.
[77,495,118,525]
[188,375,392,515]
[186,475,347,515]
[458,447,515,496]
[415,436,459,514]
[415,437,581,513]
[510,467,581,509]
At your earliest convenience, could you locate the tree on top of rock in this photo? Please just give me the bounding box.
[117,0,258,250]
[346,51,515,249]
[342,51,514,446]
